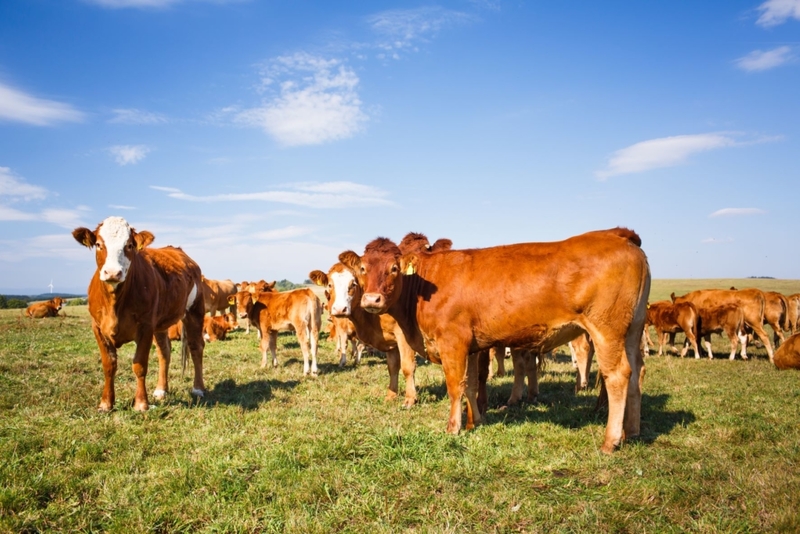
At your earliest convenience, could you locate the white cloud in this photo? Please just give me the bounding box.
[0,82,84,126]
[109,108,168,124]
[0,233,89,263]
[756,0,800,27]
[0,168,48,201]
[253,226,314,241]
[735,46,794,71]
[108,204,137,210]
[150,181,393,209]
[596,133,742,179]
[367,7,474,56]
[235,53,368,146]
[702,237,735,244]
[709,208,766,218]
[108,145,151,166]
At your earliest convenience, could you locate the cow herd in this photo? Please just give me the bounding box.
[15,215,795,453]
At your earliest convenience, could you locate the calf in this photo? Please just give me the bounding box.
[696,304,748,360]
[644,300,700,358]
[201,277,238,316]
[773,332,800,370]
[328,315,365,367]
[341,227,650,454]
[25,297,64,318]
[72,216,205,412]
[230,288,322,375]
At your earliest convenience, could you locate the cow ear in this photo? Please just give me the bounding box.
[400,253,419,275]
[309,270,328,286]
[72,227,97,248]
[431,238,453,252]
[339,250,361,271]
[670,292,676,302]
[133,230,155,250]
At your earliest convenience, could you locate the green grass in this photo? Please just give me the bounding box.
[1,281,799,533]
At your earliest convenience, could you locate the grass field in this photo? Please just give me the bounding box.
[1,280,799,532]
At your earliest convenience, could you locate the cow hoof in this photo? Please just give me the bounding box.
[153,388,167,400]
[191,388,205,398]
[402,398,416,409]
[133,402,149,412]
[385,391,398,401]
[98,403,113,413]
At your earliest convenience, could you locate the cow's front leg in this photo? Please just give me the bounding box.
[441,349,468,434]
[153,331,171,400]
[269,331,279,369]
[132,328,154,411]
[93,326,117,412]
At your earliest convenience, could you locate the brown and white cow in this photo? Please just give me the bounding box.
[644,300,700,358]
[695,304,748,360]
[773,332,800,370]
[72,216,205,412]
[672,288,773,361]
[201,277,238,317]
[328,315,364,367]
[230,288,322,375]
[340,227,650,454]
[25,297,64,318]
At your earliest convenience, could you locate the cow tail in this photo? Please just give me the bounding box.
[181,319,189,376]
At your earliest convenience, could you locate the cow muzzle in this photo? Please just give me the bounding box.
[361,293,386,314]
[330,304,351,317]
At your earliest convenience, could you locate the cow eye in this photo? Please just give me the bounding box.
[390,264,398,274]
[360,266,366,274]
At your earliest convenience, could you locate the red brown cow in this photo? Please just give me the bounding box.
[201,277,238,316]
[695,304,748,360]
[25,297,64,318]
[672,288,773,362]
[72,216,205,412]
[231,288,322,375]
[328,316,364,367]
[204,313,236,342]
[340,227,650,454]
[773,332,800,370]
[644,300,700,358]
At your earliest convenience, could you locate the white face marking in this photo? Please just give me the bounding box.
[98,216,132,284]
[330,270,355,316]
[186,283,198,311]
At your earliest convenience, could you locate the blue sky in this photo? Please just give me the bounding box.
[1,0,798,294]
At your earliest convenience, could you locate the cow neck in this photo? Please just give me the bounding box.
[349,298,392,349]
[386,270,428,356]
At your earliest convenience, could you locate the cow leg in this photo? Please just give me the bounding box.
[93,325,118,412]
[507,349,526,406]
[703,335,713,359]
[352,340,364,365]
[464,350,482,430]
[525,351,540,403]
[748,323,774,362]
[183,305,206,396]
[268,332,279,369]
[132,329,154,412]
[477,349,489,416]
[296,323,316,376]
[738,330,748,360]
[398,337,418,408]
[385,347,401,401]
[656,330,664,356]
[337,330,348,367]
[259,331,271,368]
[440,346,472,434]
[153,331,171,400]
[574,339,594,392]
[595,341,632,454]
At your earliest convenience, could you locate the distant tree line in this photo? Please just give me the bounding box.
[0,295,27,309]
[275,279,306,291]
[0,294,86,309]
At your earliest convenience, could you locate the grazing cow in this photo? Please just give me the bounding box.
[201,277,238,317]
[773,332,800,370]
[672,288,773,362]
[204,313,236,342]
[695,304,748,360]
[644,300,700,358]
[787,294,800,335]
[230,288,322,375]
[25,297,64,318]
[328,315,364,367]
[340,227,650,454]
[72,216,205,412]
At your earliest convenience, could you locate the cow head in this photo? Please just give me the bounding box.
[310,263,360,317]
[229,290,256,319]
[72,216,154,288]
[51,297,64,310]
[340,237,412,314]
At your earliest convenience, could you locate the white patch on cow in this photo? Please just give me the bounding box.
[153,388,166,400]
[186,283,198,311]
[98,216,132,284]
[330,270,355,316]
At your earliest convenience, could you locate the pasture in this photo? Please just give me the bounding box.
[1,279,799,533]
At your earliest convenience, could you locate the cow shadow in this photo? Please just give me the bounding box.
[194,377,301,411]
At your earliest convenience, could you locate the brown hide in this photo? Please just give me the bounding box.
[328,316,364,367]
[232,288,321,374]
[201,277,237,316]
[672,288,774,361]
[204,313,235,341]
[644,300,700,358]
[696,304,746,360]
[72,217,205,412]
[762,291,789,345]
[773,332,800,370]
[342,227,650,454]
[25,297,64,318]
[788,294,800,334]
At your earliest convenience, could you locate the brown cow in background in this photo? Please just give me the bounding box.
[201,277,237,316]
[328,315,364,367]
[788,294,800,334]
[25,297,64,318]
[644,300,700,358]
[695,304,748,360]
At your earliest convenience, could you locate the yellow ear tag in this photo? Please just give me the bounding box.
[405,263,415,275]
[315,279,324,286]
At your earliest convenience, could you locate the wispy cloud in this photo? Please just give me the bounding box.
[709,208,766,218]
[0,82,84,126]
[0,167,48,201]
[151,181,393,209]
[85,0,245,8]
[702,237,735,244]
[0,168,87,228]
[108,204,137,210]
[756,0,800,27]
[735,46,794,71]
[109,108,168,124]
[253,226,314,241]
[235,53,368,147]
[367,7,474,59]
[108,145,151,165]
[595,133,772,179]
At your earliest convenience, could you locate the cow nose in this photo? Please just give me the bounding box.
[361,293,383,311]
[102,269,122,282]
[331,305,350,316]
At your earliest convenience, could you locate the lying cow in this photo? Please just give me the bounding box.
[72,216,205,411]
[230,288,322,375]
[340,227,650,454]
[644,300,700,358]
[25,297,64,318]
[773,332,800,370]
[204,313,236,342]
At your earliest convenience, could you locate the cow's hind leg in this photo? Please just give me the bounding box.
[93,325,118,412]
[183,306,206,397]
[296,322,316,376]
[153,331,171,400]
[132,328,155,412]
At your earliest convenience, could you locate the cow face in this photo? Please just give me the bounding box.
[311,265,359,317]
[72,216,154,288]
[51,297,64,310]
[230,291,255,319]
[340,238,405,314]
